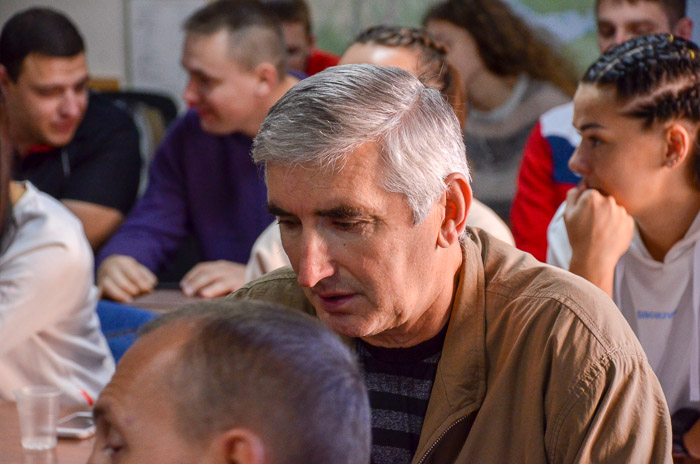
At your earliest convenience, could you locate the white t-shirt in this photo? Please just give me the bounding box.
[245,198,515,282]
[548,202,700,413]
[0,183,114,406]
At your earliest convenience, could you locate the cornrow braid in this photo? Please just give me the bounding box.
[583,34,700,185]
[351,25,466,127]
[628,85,700,127]
[354,26,451,95]
[583,34,700,100]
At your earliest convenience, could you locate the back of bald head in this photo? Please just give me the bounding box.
[139,300,371,464]
[183,0,287,77]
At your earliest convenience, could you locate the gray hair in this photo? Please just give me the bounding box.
[141,301,371,464]
[253,64,469,223]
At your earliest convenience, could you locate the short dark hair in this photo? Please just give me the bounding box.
[595,0,687,25]
[142,300,371,464]
[0,7,84,82]
[260,0,312,35]
[183,0,287,76]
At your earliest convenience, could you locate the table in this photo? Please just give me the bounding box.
[0,401,94,464]
[130,288,204,313]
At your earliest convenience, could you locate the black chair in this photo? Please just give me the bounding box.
[100,90,179,196]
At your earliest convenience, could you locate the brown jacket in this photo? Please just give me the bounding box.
[233,228,672,463]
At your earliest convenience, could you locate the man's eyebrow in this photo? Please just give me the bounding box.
[33,75,89,92]
[628,19,659,28]
[266,203,370,219]
[266,203,293,217]
[316,205,366,219]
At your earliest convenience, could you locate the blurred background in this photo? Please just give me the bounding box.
[1,0,698,111]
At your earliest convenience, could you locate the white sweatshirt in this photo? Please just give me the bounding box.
[0,183,114,406]
[548,202,700,413]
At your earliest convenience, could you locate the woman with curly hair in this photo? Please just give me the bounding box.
[425,0,578,220]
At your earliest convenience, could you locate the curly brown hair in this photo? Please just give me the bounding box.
[424,0,579,97]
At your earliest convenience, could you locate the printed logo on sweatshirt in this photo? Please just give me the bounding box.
[637,309,678,320]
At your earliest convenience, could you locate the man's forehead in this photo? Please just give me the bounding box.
[265,155,393,214]
[265,146,381,188]
[282,21,311,44]
[597,0,672,25]
[19,52,88,82]
[115,322,194,385]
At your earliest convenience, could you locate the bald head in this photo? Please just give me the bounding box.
[89,300,371,464]
[88,321,207,464]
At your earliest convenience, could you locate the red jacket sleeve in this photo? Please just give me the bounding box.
[511,122,559,261]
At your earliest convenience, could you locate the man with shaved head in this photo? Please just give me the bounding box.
[97,0,298,302]
[88,300,370,464]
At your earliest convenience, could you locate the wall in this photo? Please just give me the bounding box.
[0,0,127,84]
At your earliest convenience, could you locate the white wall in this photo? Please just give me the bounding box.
[0,0,127,84]
[690,1,700,46]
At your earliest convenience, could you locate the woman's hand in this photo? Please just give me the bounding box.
[564,183,634,297]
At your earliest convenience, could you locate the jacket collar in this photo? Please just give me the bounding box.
[413,234,487,459]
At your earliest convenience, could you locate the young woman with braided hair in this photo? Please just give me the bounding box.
[548,34,700,418]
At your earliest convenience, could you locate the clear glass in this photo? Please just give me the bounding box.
[13,386,61,450]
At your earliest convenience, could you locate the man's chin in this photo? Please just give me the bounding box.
[316,311,373,339]
[45,132,75,148]
[198,115,232,135]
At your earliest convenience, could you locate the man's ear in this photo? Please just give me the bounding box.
[437,172,471,248]
[212,428,266,464]
[0,65,11,93]
[252,62,279,98]
[673,17,694,42]
[664,121,693,168]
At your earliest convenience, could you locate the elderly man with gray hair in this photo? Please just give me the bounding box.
[234,64,673,463]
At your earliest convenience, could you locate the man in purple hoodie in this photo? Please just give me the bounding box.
[96,1,298,302]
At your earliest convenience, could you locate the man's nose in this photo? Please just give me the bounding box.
[295,231,334,288]
[614,31,633,48]
[182,78,199,108]
[59,91,83,118]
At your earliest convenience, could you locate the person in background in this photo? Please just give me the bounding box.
[246,25,514,282]
[511,0,693,261]
[0,7,141,251]
[236,64,671,463]
[0,85,114,407]
[424,0,577,221]
[97,0,298,302]
[547,34,700,457]
[88,301,371,464]
[261,0,338,75]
